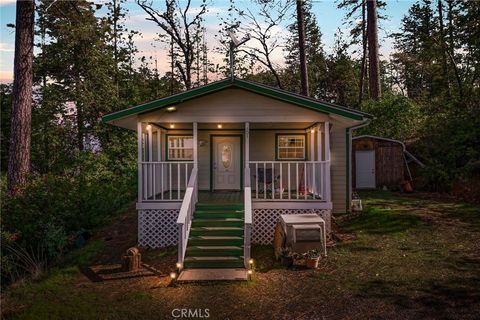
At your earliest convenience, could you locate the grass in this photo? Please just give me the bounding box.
[2,191,480,319]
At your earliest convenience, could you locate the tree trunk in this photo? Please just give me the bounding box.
[296,0,309,96]
[437,0,451,96]
[7,0,35,195]
[367,0,381,98]
[358,0,367,105]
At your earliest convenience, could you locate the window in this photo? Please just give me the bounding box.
[167,136,193,160]
[277,134,306,160]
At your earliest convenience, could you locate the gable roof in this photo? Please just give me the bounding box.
[102,78,373,123]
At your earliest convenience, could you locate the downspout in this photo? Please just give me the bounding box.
[346,119,371,212]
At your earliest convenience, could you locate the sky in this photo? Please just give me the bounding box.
[0,0,415,84]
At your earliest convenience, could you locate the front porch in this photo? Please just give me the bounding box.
[135,120,333,270]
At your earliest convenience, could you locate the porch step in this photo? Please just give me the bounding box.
[183,202,246,272]
[177,268,247,282]
[192,218,244,228]
[194,211,244,219]
[186,245,243,257]
[183,256,244,269]
[187,236,244,247]
[190,227,244,237]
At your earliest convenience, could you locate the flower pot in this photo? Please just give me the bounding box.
[280,256,294,267]
[305,257,320,269]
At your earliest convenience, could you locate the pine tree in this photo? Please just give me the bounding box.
[284,0,326,98]
[8,0,35,195]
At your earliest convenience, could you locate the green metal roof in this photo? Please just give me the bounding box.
[102,78,373,123]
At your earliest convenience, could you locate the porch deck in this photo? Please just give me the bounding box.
[198,191,243,204]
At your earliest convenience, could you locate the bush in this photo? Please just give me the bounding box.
[1,151,136,285]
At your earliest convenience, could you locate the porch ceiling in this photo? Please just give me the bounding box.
[154,122,316,131]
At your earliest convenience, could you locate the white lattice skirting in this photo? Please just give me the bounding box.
[138,208,331,248]
[252,209,331,245]
[138,209,179,248]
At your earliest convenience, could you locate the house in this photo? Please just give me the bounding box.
[102,78,372,273]
[352,135,424,190]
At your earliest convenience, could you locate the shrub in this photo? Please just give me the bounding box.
[1,151,136,285]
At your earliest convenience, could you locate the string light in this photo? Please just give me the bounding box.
[217,124,223,129]
[176,262,182,269]
[170,124,175,129]
[170,272,177,279]
[167,106,176,112]
[248,259,254,265]
[146,124,152,130]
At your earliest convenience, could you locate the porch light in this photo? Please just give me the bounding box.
[310,128,315,134]
[166,106,176,112]
[146,124,152,131]
[170,124,175,129]
[170,272,177,279]
[217,124,223,129]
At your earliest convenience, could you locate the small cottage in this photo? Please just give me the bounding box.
[102,78,372,273]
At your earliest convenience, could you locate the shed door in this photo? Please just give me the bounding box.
[356,150,376,189]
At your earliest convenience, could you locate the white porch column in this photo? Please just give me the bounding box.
[193,122,198,169]
[310,127,315,194]
[147,125,153,162]
[316,124,322,161]
[157,128,161,161]
[245,122,250,165]
[137,121,143,202]
[324,121,331,202]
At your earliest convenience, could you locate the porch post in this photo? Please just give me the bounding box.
[193,122,198,169]
[245,122,250,165]
[310,127,315,194]
[324,121,331,202]
[137,121,143,202]
[157,128,161,161]
[147,125,153,162]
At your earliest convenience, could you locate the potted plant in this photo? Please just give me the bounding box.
[279,247,294,267]
[303,249,321,269]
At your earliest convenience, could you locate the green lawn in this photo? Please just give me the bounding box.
[2,191,480,319]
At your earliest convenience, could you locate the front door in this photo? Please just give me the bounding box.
[356,150,376,189]
[213,136,241,190]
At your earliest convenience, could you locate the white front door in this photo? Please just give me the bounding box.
[356,150,376,189]
[213,136,241,190]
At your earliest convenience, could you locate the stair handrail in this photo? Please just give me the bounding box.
[177,168,198,265]
[244,167,252,267]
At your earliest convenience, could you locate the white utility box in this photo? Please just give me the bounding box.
[279,214,327,256]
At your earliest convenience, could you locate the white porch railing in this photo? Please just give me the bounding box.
[177,168,198,265]
[248,161,330,201]
[139,161,194,201]
[243,167,252,267]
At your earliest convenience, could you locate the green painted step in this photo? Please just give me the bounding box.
[195,203,244,211]
[194,212,243,219]
[190,227,244,237]
[192,219,243,228]
[184,256,244,269]
[188,236,243,247]
[186,246,243,257]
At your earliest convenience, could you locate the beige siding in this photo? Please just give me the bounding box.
[139,89,331,124]
[330,126,347,214]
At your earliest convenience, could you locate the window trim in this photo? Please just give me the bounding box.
[275,133,307,161]
[166,135,194,161]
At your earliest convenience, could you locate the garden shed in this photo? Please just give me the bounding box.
[352,135,424,190]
